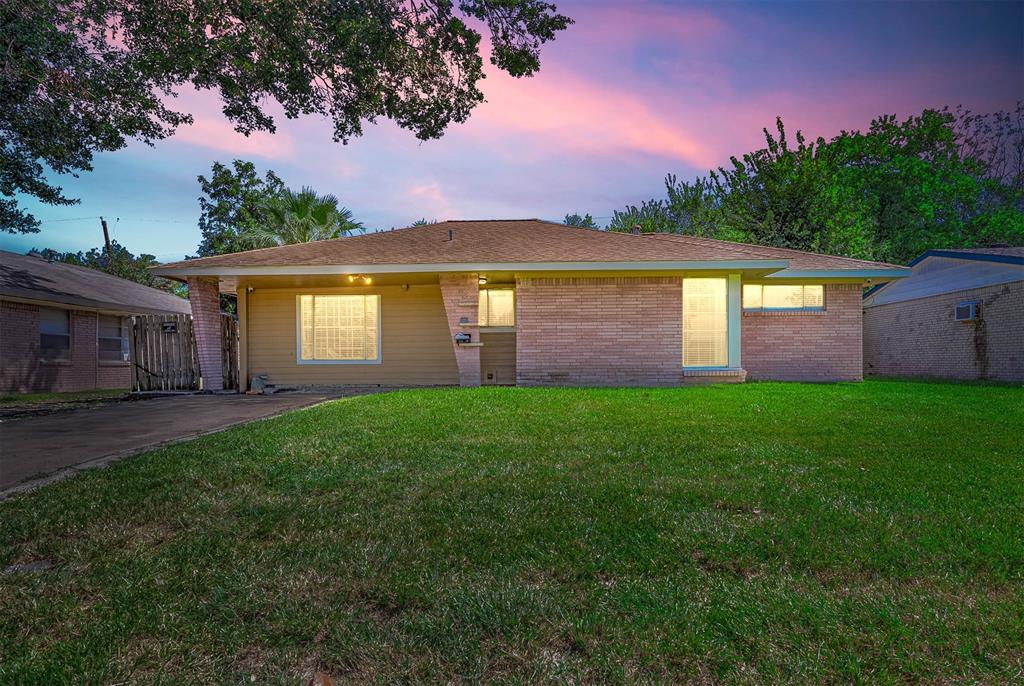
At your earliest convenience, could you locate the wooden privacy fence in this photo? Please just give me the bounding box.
[221,314,240,392]
[130,313,239,392]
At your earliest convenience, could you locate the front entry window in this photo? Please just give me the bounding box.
[683,278,728,367]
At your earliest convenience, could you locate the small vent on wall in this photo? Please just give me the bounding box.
[953,301,979,321]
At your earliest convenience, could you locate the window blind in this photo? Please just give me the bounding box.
[299,295,379,361]
[683,278,728,367]
[39,307,71,360]
[98,315,129,362]
[742,285,824,311]
[478,289,515,327]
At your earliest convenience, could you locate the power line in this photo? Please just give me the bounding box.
[35,216,102,224]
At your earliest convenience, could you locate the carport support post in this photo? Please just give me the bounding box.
[188,276,224,392]
[439,273,481,387]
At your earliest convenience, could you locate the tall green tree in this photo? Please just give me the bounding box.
[2,1,572,233]
[239,187,361,248]
[608,200,677,234]
[563,212,598,228]
[28,242,185,296]
[613,105,1024,264]
[196,160,285,257]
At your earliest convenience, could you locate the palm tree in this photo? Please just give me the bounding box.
[239,186,362,248]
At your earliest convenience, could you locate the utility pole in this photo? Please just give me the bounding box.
[100,216,113,262]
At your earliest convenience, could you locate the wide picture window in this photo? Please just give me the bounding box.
[298,295,380,362]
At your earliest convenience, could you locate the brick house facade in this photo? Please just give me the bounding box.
[156,221,908,389]
[864,280,1023,382]
[0,251,192,394]
[743,284,863,382]
[0,301,131,392]
[863,248,1023,383]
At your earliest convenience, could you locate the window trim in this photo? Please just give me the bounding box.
[682,277,730,370]
[39,307,72,363]
[478,287,516,330]
[294,294,382,365]
[741,284,826,312]
[97,314,131,365]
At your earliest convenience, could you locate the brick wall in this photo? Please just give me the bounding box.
[863,280,1023,382]
[516,278,864,386]
[741,283,863,381]
[438,273,481,387]
[516,276,687,386]
[187,277,224,391]
[0,300,131,392]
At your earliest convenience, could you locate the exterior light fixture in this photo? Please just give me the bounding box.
[364,277,372,285]
[478,276,487,285]
[347,275,355,283]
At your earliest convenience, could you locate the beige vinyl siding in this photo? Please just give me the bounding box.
[480,332,516,385]
[247,285,459,386]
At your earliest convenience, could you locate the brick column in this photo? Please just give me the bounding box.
[188,277,224,392]
[439,273,481,387]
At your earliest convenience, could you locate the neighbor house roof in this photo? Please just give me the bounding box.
[0,250,192,315]
[908,246,1024,267]
[863,245,1024,307]
[152,219,908,279]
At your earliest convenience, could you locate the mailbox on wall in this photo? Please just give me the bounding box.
[454,332,472,345]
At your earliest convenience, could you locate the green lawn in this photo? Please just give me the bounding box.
[1,381,1022,684]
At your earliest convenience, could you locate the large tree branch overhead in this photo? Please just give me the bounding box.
[0,0,572,232]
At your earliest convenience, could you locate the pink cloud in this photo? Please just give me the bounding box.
[164,87,297,160]
[570,4,728,44]
[406,181,457,220]
[471,66,718,168]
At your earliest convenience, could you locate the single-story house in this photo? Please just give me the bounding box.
[863,247,1023,382]
[152,220,909,390]
[0,250,192,393]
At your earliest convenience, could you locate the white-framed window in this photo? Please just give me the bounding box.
[39,307,71,361]
[297,294,380,363]
[742,284,825,311]
[683,278,728,368]
[478,288,515,328]
[98,314,130,363]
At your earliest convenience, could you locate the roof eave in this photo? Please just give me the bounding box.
[767,268,911,280]
[152,260,793,278]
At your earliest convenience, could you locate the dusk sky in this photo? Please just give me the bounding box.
[3,0,1021,262]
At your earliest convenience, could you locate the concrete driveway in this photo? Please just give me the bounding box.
[0,393,333,497]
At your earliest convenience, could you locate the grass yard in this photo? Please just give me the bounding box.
[1,381,1022,684]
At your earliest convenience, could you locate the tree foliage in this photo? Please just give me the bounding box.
[611,104,1024,264]
[2,1,572,233]
[563,212,598,228]
[28,241,185,296]
[196,160,285,257]
[238,187,362,248]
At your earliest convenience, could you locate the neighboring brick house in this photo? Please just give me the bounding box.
[152,220,909,390]
[0,250,191,393]
[863,247,1024,382]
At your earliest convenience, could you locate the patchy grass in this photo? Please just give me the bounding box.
[1,381,1022,684]
[0,388,127,408]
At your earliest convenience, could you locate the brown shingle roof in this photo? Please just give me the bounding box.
[153,219,905,273]
[642,233,904,271]
[1,250,191,315]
